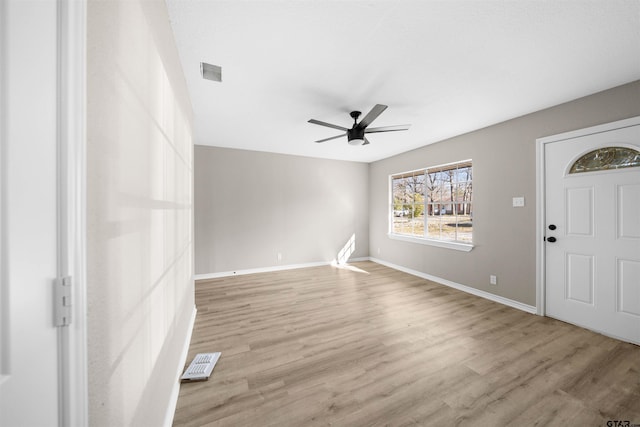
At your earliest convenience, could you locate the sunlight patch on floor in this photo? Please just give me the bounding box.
[331,263,370,274]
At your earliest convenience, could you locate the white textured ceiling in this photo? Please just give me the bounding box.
[166,0,640,163]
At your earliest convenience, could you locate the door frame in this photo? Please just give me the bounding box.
[57,0,88,425]
[535,116,640,316]
[1,0,87,424]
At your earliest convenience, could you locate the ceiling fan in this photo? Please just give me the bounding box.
[308,104,410,146]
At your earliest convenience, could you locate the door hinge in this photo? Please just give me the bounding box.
[54,276,72,327]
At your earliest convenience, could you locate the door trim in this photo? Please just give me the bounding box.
[535,116,640,316]
[0,0,7,385]
[57,0,88,425]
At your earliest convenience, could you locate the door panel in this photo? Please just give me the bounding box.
[565,187,593,236]
[565,253,594,304]
[617,184,640,238]
[545,123,640,344]
[617,259,640,316]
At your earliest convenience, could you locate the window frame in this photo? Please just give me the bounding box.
[388,160,474,252]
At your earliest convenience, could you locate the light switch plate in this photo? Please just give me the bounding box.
[512,197,525,207]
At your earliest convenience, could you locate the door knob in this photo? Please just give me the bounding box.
[548,224,556,230]
[547,236,557,242]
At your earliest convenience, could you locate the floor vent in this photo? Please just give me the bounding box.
[181,352,221,382]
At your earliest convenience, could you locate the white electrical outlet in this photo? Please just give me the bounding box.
[490,275,497,285]
[277,252,282,262]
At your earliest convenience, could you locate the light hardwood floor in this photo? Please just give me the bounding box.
[173,261,640,426]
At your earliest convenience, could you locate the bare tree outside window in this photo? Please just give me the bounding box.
[392,172,425,236]
[391,161,472,243]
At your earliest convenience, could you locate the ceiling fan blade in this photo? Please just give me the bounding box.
[363,137,371,145]
[308,119,348,132]
[315,133,346,143]
[365,124,411,133]
[357,104,388,129]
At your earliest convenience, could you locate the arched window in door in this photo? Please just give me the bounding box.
[569,146,640,174]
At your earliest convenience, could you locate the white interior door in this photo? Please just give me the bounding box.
[0,0,61,425]
[545,123,640,344]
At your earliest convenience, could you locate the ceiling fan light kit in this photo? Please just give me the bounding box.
[308,104,410,146]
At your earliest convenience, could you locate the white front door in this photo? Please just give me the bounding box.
[0,0,61,425]
[544,122,640,344]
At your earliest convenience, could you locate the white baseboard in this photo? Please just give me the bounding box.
[163,305,197,427]
[194,257,371,281]
[369,257,537,314]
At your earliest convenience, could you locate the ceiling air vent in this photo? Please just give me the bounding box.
[200,62,222,82]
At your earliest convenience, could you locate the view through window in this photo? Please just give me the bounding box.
[391,160,473,243]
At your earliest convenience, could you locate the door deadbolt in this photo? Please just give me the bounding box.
[548,224,556,230]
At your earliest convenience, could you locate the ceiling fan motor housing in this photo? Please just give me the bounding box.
[347,127,365,145]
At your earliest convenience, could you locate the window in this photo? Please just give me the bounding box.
[569,146,640,174]
[390,160,473,249]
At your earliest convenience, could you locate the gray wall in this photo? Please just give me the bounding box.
[369,81,640,306]
[195,146,369,274]
[87,0,194,425]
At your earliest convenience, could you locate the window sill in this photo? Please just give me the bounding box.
[388,233,474,252]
